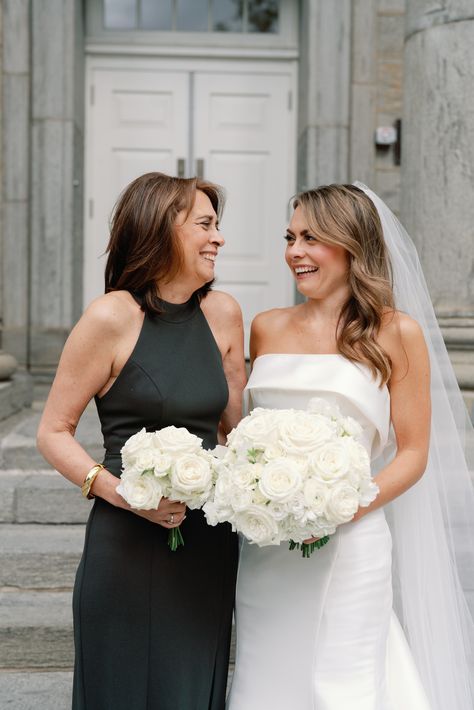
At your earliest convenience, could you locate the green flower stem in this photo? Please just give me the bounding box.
[168,526,185,552]
[289,535,330,558]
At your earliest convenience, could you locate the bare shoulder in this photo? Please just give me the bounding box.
[78,290,140,337]
[380,309,424,346]
[379,310,427,371]
[251,306,295,334]
[201,289,243,321]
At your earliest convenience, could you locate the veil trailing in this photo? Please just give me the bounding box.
[354,182,474,710]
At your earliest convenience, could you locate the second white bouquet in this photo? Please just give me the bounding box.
[203,399,379,557]
[117,426,217,550]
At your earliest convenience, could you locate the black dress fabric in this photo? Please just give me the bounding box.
[72,293,238,710]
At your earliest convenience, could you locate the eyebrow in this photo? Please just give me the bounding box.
[286,228,310,236]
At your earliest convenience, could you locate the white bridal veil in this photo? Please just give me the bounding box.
[355,183,474,710]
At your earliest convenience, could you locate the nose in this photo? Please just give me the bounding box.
[287,239,305,259]
[210,228,225,247]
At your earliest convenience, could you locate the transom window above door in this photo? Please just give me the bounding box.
[103,0,280,33]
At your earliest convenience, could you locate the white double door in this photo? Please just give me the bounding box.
[84,57,296,349]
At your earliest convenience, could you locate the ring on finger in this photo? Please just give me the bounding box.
[168,513,174,524]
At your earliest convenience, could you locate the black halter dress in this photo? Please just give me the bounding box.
[72,293,238,710]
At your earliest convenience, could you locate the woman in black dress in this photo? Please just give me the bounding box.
[37,172,246,710]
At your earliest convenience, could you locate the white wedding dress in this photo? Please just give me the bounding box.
[227,354,432,710]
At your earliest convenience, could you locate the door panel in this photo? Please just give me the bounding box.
[193,71,294,349]
[84,68,189,304]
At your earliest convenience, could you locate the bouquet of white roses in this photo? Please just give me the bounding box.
[117,426,217,551]
[203,398,378,557]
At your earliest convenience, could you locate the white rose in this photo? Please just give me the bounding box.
[210,444,229,460]
[268,501,290,521]
[152,453,173,477]
[117,473,162,510]
[233,463,259,490]
[232,488,254,511]
[303,477,328,516]
[288,490,306,519]
[232,409,282,449]
[279,412,334,455]
[203,500,234,526]
[307,397,342,421]
[121,428,155,472]
[325,481,360,524]
[170,454,212,500]
[357,477,379,507]
[340,416,363,439]
[345,439,370,475]
[309,439,351,483]
[154,426,202,455]
[258,458,303,502]
[234,505,280,546]
[263,443,285,461]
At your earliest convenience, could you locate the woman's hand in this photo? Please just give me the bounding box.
[132,497,187,529]
[90,468,186,528]
[303,536,320,544]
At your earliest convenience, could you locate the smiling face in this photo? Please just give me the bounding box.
[285,205,351,301]
[173,189,224,290]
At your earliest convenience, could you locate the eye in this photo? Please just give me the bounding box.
[198,221,211,229]
[284,234,294,243]
[304,234,317,242]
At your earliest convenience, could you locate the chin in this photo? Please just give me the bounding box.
[295,280,319,299]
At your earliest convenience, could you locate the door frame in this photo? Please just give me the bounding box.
[83,53,298,314]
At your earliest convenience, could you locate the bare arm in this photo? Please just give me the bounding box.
[220,303,247,437]
[353,314,431,520]
[37,294,185,527]
[202,291,247,440]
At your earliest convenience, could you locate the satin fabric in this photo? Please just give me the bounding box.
[228,354,431,710]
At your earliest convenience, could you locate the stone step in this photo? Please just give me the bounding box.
[0,524,85,589]
[0,590,74,670]
[0,671,73,710]
[0,668,236,710]
[0,402,103,471]
[0,586,236,673]
[0,470,91,524]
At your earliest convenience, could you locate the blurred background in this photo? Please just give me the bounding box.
[0,1,473,707]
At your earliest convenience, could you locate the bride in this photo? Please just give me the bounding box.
[227,184,474,710]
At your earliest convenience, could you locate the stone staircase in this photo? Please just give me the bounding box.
[0,399,101,710]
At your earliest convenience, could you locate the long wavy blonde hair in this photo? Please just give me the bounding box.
[294,184,395,384]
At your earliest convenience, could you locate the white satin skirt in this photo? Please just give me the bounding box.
[227,510,431,710]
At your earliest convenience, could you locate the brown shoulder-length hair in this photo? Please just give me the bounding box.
[105,172,225,316]
[294,184,395,385]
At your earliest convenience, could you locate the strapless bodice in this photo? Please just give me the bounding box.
[245,354,390,459]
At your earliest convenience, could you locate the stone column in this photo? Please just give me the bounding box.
[401,0,474,389]
[1,0,30,367]
[298,0,352,190]
[349,0,377,187]
[29,0,84,376]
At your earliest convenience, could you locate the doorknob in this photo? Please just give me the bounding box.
[196,159,204,178]
[177,158,185,178]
